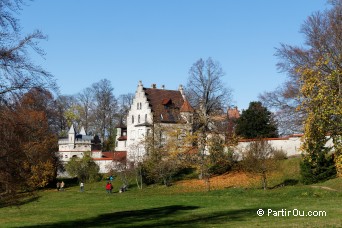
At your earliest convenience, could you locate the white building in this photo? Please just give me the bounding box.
[57,124,125,175]
[57,124,101,161]
[124,81,194,161]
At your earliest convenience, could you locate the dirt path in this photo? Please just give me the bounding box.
[311,186,339,191]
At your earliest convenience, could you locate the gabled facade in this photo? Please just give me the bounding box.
[125,81,194,161]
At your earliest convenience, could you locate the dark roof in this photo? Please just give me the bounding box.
[118,136,127,141]
[144,88,184,123]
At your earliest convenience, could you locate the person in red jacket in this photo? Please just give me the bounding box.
[106,182,112,193]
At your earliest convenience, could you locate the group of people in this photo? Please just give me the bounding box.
[56,178,127,194]
[56,181,65,191]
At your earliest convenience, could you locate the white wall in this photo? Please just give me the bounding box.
[126,81,153,160]
[235,135,334,159]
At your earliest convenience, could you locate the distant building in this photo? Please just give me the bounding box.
[57,124,126,175]
[57,124,101,161]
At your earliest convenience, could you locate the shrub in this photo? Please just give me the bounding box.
[300,153,336,184]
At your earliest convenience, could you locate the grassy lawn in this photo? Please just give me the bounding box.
[0,175,341,228]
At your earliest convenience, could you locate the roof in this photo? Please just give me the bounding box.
[68,124,75,134]
[97,151,127,161]
[180,99,194,113]
[118,136,127,141]
[79,126,86,135]
[144,88,184,123]
[228,107,240,119]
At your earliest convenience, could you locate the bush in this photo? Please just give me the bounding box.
[272,149,287,160]
[300,154,336,184]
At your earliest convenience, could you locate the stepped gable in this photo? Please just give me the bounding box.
[144,87,184,123]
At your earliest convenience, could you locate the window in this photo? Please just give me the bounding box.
[138,114,140,123]
[137,102,142,110]
[145,114,147,122]
[132,115,134,124]
[64,154,68,158]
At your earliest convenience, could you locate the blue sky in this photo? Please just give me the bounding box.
[20,0,328,110]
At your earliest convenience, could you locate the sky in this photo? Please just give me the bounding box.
[19,0,329,110]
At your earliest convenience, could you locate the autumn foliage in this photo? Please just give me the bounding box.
[0,88,58,197]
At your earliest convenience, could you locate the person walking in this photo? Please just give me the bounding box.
[60,181,65,191]
[80,182,84,192]
[106,182,111,193]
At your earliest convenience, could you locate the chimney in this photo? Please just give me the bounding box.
[151,84,156,89]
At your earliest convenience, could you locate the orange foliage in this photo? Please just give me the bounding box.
[175,172,259,191]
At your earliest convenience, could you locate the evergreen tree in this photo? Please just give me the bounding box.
[235,101,278,139]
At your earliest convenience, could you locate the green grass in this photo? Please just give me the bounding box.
[0,177,341,228]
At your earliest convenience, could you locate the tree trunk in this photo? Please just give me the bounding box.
[262,172,267,190]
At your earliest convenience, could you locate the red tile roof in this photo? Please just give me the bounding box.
[180,99,194,113]
[97,151,127,161]
[228,107,240,119]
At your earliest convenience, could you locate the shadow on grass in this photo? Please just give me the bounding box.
[23,205,261,227]
[270,179,299,189]
[0,195,40,209]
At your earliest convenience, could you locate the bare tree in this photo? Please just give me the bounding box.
[260,0,342,135]
[185,57,232,180]
[0,0,56,100]
[117,93,134,123]
[91,79,117,145]
[259,84,304,135]
[77,87,95,134]
[241,140,278,190]
[128,143,144,189]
